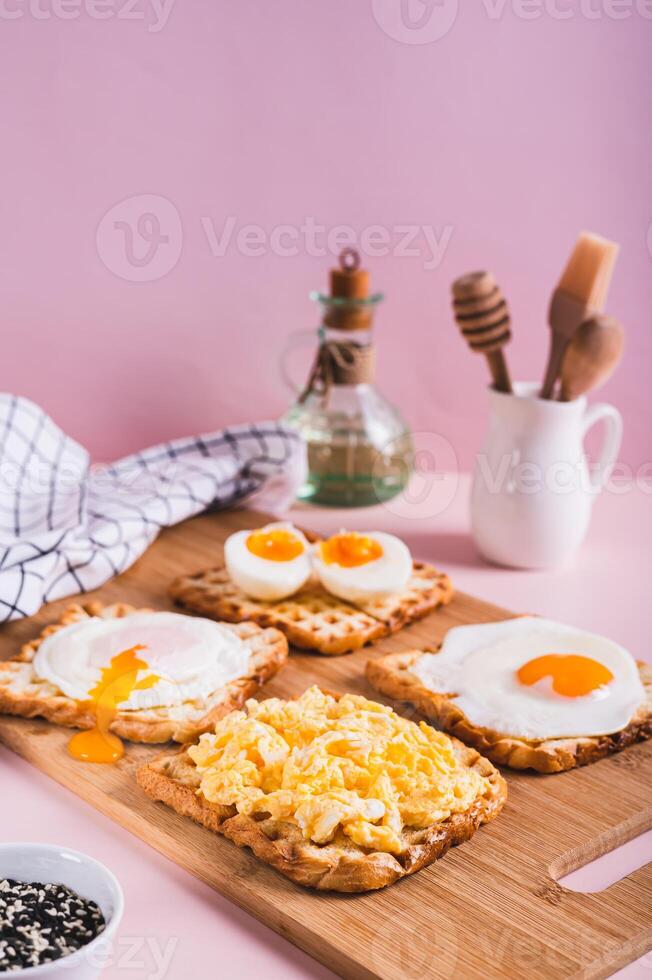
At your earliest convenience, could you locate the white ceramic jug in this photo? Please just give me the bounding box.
[471,382,623,569]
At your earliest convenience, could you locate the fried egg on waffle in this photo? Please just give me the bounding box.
[366,617,652,773]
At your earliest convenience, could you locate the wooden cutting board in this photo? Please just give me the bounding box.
[0,510,650,980]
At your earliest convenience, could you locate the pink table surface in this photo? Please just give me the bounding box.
[1,474,650,980]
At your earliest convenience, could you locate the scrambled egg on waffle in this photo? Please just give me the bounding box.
[188,687,487,854]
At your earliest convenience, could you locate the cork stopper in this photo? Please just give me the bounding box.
[324,249,374,331]
[330,248,370,300]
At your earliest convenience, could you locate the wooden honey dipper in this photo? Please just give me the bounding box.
[452,271,512,394]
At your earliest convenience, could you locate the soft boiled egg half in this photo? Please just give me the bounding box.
[224,522,312,601]
[412,616,645,740]
[312,531,412,603]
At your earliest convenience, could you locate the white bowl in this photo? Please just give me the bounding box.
[0,843,124,978]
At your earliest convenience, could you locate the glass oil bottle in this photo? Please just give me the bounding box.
[282,249,413,507]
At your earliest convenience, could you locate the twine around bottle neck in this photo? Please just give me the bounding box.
[298,335,376,404]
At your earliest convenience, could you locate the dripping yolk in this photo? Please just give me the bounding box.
[517,654,614,698]
[246,528,304,562]
[68,645,160,764]
[319,532,383,568]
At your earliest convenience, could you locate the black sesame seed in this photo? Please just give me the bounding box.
[0,879,105,971]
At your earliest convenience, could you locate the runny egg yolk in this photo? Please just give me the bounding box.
[68,645,159,763]
[517,654,614,698]
[246,528,304,562]
[320,532,383,568]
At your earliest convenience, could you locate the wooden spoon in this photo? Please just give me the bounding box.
[541,232,619,399]
[559,314,624,402]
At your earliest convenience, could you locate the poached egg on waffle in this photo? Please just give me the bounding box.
[33,612,251,711]
[412,617,645,740]
[188,686,488,855]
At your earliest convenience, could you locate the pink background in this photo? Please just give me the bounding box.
[1,0,651,470]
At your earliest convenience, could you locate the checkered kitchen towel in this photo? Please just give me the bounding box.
[0,395,307,622]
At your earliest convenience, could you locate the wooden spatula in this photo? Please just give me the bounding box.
[541,232,619,399]
[559,314,624,402]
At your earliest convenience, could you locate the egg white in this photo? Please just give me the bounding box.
[313,531,412,604]
[32,612,251,710]
[412,617,645,740]
[224,522,312,601]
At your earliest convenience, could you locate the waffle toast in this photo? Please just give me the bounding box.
[137,689,506,892]
[170,562,453,655]
[0,602,288,744]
